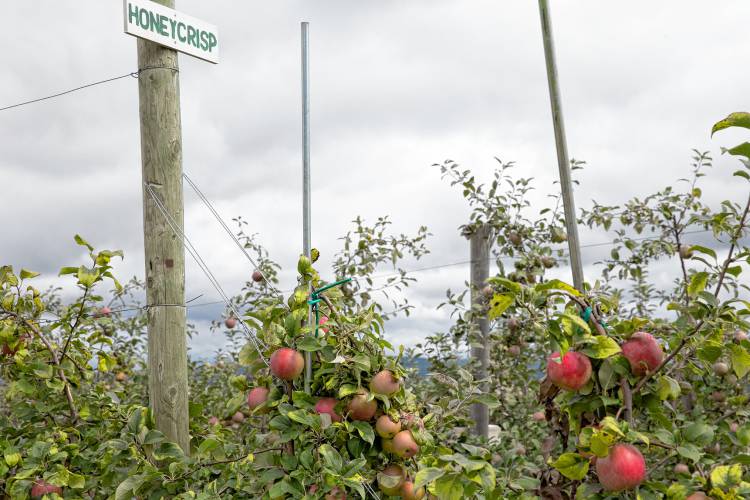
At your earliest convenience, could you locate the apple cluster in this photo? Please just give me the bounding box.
[244,343,424,498]
[545,331,665,492]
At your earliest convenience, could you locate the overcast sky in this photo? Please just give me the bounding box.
[2,1,748,358]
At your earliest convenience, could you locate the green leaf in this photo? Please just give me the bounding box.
[487,294,514,321]
[562,313,591,335]
[656,376,681,400]
[58,267,79,276]
[414,467,445,491]
[548,453,589,480]
[286,410,317,427]
[536,279,581,297]
[684,422,714,446]
[676,444,702,463]
[318,444,342,472]
[712,112,750,136]
[74,234,94,251]
[728,142,750,160]
[688,272,709,297]
[433,474,465,500]
[4,448,20,467]
[710,464,743,489]
[68,472,85,489]
[296,335,325,352]
[152,442,184,461]
[115,475,145,500]
[581,336,621,359]
[19,269,39,279]
[350,421,375,445]
[730,344,750,378]
[690,245,716,260]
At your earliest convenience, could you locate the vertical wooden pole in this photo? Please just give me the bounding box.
[468,225,491,438]
[137,0,190,454]
[538,0,585,291]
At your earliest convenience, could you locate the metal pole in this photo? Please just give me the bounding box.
[137,0,190,454]
[301,22,313,394]
[468,225,490,439]
[538,0,585,291]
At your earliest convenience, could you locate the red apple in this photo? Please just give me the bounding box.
[674,463,689,474]
[98,306,112,318]
[686,493,708,500]
[508,231,522,246]
[730,422,739,433]
[31,480,62,498]
[347,391,377,421]
[315,397,342,423]
[319,315,330,334]
[595,443,646,492]
[208,416,220,426]
[378,464,406,495]
[270,347,304,380]
[370,370,400,396]
[713,361,729,376]
[225,316,237,329]
[508,345,521,357]
[247,387,270,412]
[532,411,546,422]
[546,351,592,391]
[401,480,426,500]
[735,330,748,343]
[252,270,263,282]
[231,411,245,424]
[621,332,663,376]
[678,244,693,259]
[375,415,402,438]
[392,430,419,459]
[325,487,346,500]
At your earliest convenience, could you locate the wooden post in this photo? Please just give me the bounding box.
[136,0,190,454]
[468,225,491,438]
[538,0,585,291]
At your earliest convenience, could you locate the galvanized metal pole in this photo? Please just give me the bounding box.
[468,225,491,439]
[301,22,313,394]
[136,0,190,454]
[538,0,585,291]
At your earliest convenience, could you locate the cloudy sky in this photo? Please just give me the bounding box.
[2,1,748,358]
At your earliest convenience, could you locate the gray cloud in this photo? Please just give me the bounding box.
[2,1,748,358]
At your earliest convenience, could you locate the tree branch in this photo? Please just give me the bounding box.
[1,311,78,421]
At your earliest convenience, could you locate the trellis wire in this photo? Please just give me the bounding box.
[182,172,282,298]
[144,183,270,364]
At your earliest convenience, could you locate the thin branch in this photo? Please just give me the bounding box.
[620,377,633,425]
[1,311,78,421]
[61,288,89,360]
[622,192,750,411]
[167,447,283,483]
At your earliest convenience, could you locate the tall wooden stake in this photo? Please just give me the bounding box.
[301,22,313,394]
[468,225,491,438]
[538,0,585,291]
[137,0,190,454]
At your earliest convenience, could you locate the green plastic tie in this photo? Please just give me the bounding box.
[307,278,352,337]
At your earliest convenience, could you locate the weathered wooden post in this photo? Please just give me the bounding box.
[468,224,491,438]
[125,0,220,453]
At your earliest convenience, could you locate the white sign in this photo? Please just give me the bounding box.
[123,0,219,64]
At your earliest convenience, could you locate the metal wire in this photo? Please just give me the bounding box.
[144,183,270,364]
[182,173,282,297]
